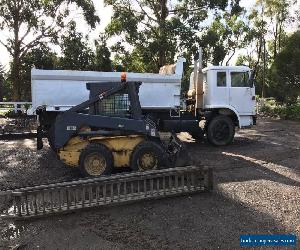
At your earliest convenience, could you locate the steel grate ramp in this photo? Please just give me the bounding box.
[0,166,213,220]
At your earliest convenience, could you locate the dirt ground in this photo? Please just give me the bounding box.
[0,116,299,250]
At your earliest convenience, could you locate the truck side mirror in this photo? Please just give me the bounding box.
[248,70,256,88]
[249,78,256,88]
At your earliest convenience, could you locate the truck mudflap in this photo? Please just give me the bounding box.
[253,115,257,125]
[0,166,213,220]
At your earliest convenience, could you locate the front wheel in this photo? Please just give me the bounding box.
[206,115,235,146]
[130,141,166,171]
[79,143,113,177]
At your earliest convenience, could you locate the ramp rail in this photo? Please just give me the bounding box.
[0,166,213,220]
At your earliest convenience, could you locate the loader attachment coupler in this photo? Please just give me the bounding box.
[0,166,213,220]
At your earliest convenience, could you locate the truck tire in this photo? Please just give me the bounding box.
[130,141,165,171]
[79,143,113,177]
[207,115,235,146]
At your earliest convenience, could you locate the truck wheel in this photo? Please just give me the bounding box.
[130,141,165,171]
[207,115,235,146]
[79,143,113,177]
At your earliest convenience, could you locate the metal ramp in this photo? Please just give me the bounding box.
[0,166,213,220]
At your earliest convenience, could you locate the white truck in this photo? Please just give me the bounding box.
[29,50,256,146]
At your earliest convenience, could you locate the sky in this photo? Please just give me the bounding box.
[0,0,284,70]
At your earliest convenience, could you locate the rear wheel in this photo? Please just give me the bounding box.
[79,143,113,177]
[130,141,165,171]
[207,115,235,146]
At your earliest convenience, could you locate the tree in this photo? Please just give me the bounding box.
[0,64,4,101]
[18,44,58,100]
[240,0,294,98]
[269,30,300,104]
[264,0,290,60]
[104,0,231,72]
[0,0,99,100]
[201,10,251,65]
[58,22,94,71]
[92,37,113,72]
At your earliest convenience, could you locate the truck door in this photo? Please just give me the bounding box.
[229,71,255,114]
[212,70,229,106]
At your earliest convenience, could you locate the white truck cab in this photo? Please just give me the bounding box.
[185,48,256,145]
[202,66,256,127]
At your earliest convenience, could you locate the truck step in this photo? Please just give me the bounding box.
[0,166,213,220]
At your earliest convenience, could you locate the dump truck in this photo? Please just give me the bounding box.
[29,49,256,148]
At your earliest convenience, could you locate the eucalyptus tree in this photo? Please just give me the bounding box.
[58,22,94,71]
[0,0,99,100]
[270,30,300,104]
[104,0,241,72]
[0,63,4,101]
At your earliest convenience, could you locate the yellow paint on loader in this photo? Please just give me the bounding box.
[58,135,145,168]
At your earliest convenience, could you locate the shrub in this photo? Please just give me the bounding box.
[259,98,300,120]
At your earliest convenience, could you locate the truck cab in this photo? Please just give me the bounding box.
[202,66,256,127]
[187,61,256,146]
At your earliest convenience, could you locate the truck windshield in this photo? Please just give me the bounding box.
[231,72,251,87]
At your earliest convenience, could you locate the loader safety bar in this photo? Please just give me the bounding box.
[0,166,213,220]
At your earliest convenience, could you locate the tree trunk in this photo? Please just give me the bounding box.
[12,8,22,101]
[157,0,168,68]
[278,12,283,53]
[0,79,3,102]
[273,21,279,60]
[12,55,21,101]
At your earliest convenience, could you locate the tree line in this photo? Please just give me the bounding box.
[0,0,299,104]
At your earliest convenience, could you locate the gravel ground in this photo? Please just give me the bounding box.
[0,116,299,249]
[0,117,36,134]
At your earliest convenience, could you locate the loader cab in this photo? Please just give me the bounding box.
[202,66,256,115]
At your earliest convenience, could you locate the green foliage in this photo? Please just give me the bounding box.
[3,109,20,118]
[92,38,113,72]
[0,64,4,101]
[269,30,300,104]
[104,0,231,72]
[260,99,300,120]
[0,0,100,100]
[201,12,251,65]
[0,64,12,101]
[58,22,94,71]
[18,43,58,100]
[58,26,113,72]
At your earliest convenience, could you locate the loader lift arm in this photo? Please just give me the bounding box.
[52,81,159,150]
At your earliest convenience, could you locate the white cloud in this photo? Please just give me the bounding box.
[240,0,255,9]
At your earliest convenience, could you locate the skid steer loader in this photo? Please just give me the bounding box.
[41,79,183,177]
